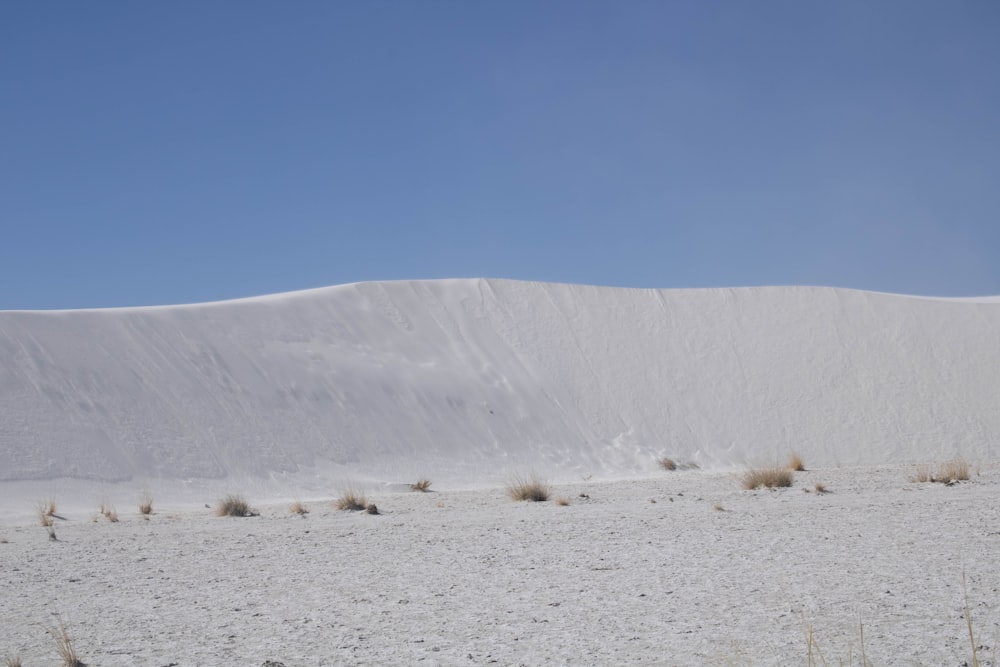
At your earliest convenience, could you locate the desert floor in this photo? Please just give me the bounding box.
[2,464,999,666]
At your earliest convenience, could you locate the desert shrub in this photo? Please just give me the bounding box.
[911,464,933,483]
[505,473,550,502]
[138,491,154,515]
[787,453,805,471]
[814,482,828,494]
[6,655,23,667]
[741,466,794,490]
[289,500,309,515]
[216,494,254,517]
[554,496,570,506]
[658,457,677,471]
[410,478,432,492]
[335,488,367,511]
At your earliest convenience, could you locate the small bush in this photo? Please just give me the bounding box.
[505,473,550,502]
[911,464,933,483]
[410,478,432,492]
[216,494,254,517]
[289,500,309,515]
[741,466,794,490]
[658,457,677,471]
[6,654,23,667]
[814,482,828,494]
[787,453,805,471]
[138,491,154,515]
[335,488,367,511]
[554,496,570,506]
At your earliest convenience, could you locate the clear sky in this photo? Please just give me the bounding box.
[2,2,999,309]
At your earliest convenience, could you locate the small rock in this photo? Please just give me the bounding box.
[365,503,379,515]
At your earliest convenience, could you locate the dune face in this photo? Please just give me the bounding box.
[0,279,998,486]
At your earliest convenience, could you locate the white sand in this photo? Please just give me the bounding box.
[2,465,998,666]
[3,280,1000,664]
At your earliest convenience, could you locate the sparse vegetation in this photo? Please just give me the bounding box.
[555,496,570,506]
[289,500,309,515]
[410,478,432,492]
[741,466,794,490]
[335,488,367,511]
[37,501,53,527]
[505,473,550,502]
[215,494,254,517]
[814,482,827,494]
[712,502,724,511]
[963,571,982,667]
[6,655,23,667]
[787,453,805,471]
[138,491,154,515]
[911,459,971,484]
[51,614,84,667]
[99,500,119,523]
[658,457,677,471]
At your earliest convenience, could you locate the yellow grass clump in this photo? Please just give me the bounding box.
[741,466,794,490]
[215,494,255,517]
[410,478,432,492]
[335,488,367,511]
[138,491,154,515]
[505,473,550,502]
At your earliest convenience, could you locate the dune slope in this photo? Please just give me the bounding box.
[1,279,997,489]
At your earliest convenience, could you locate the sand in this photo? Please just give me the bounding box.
[3,464,998,666]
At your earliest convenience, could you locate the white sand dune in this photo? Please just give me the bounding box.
[2,280,999,664]
[2,279,998,498]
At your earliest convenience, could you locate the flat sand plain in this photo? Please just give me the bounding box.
[2,465,999,666]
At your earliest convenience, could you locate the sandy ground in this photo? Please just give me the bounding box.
[2,464,999,666]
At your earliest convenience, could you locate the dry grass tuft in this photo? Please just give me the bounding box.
[814,482,828,494]
[37,501,54,527]
[99,499,119,523]
[215,494,254,517]
[505,473,550,502]
[787,453,806,471]
[410,478,432,492]
[937,459,970,484]
[289,500,309,515]
[741,466,794,490]
[963,570,982,667]
[658,457,677,471]
[555,496,570,506]
[335,488,367,511]
[911,460,971,484]
[5,655,23,667]
[138,490,154,515]
[51,614,85,667]
[712,502,725,511]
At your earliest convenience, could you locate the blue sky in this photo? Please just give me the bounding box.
[2,2,999,309]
